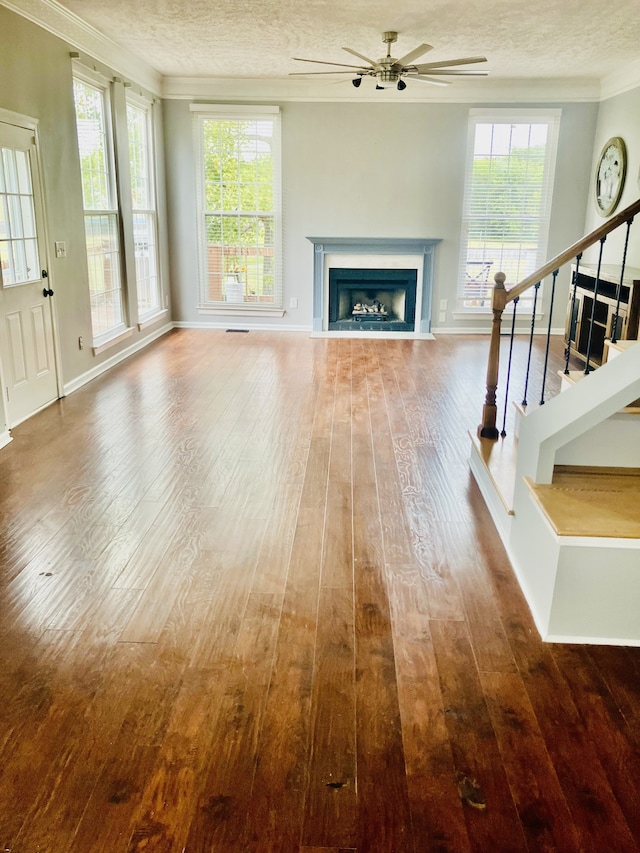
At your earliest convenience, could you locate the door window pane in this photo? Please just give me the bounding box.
[0,146,39,285]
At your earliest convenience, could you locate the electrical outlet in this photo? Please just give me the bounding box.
[78,336,84,350]
[439,299,448,311]
[439,312,446,324]
[290,297,298,309]
[55,241,67,259]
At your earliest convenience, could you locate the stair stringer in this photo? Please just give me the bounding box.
[507,344,640,643]
[515,343,640,486]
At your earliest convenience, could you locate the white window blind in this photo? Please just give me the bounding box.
[192,105,282,310]
[126,95,161,320]
[458,109,560,311]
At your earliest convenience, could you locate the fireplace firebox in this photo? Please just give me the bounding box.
[308,237,441,337]
[328,268,417,332]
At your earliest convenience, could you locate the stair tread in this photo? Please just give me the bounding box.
[606,339,638,354]
[469,431,517,513]
[526,467,640,539]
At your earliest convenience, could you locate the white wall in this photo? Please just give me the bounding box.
[0,6,171,396]
[583,87,640,270]
[164,99,598,332]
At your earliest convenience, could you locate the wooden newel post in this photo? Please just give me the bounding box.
[478,272,507,440]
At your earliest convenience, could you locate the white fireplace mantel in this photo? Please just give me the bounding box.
[307,237,441,337]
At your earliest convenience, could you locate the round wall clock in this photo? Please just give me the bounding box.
[594,136,626,217]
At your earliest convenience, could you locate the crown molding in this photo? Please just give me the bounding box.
[0,0,162,95]
[162,74,600,104]
[600,59,640,101]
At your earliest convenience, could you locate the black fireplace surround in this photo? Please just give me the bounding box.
[328,268,418,332]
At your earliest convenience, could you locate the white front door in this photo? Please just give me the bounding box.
[0,120,58,428]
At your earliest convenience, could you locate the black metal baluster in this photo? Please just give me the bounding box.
[521,281,540,407]
[564,252,582,374]
[611,217,634,344]
[501,296,519,437]
[584,236,606,374]
[540,270,559,405]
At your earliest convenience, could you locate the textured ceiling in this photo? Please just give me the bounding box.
[56,0,640,81]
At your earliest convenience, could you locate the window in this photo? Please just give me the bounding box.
[73,75,125,341]
[0,146,38,285]
[126,95,161,321]
[192,105,282,310]
[458,109,560,310]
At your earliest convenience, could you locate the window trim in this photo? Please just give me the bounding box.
[126,90,162,322]
[457,108,561,314]
[191,103,283,312]
[72,66,128,346]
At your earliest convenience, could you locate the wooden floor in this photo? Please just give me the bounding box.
[2,329,640,852]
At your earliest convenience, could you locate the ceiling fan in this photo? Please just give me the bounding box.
[291,31,488,90]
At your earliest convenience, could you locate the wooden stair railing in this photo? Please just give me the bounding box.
[479,197,640,439]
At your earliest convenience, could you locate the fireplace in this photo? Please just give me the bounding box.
[328,268,417,331]
[308,237,441,337]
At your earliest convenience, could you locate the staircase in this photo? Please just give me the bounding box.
[470,198,640,645]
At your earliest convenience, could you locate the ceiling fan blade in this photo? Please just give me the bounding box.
[342,47,381,68]
[409,76,450,87]
[395,43,433,67]
[292,57,368,70]
[406,69,488,76]
[413,56,487,71]
[289,71,362,76]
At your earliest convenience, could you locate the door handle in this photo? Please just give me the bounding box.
[42,288,54,297]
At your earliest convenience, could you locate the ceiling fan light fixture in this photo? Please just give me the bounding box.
[377,69,399,86]
[397,79,407,91]
[352,76,362,87]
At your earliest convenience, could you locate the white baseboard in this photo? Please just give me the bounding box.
[310,331,436,340]
[433,326,565,336]
[173,321,312,332]
[0,430,13,450]
[63,323,173,396]
[432,326,492,335]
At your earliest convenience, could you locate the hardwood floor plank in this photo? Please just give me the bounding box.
[0,630,88,844]
[7,634,145,851]
[551,644,640,845]
[251,482,303,595]
[184,546,258,670]
[444,521,518,674]
[300,848,357,852]
[480,670,583,852]
[301,585,357,849]
[125,666,226,853]
[351,349,414,852]
[72,743,161,852]
[246,507,324,853]
[501,617,639,852]
[429,619,528,852]
[354,511,413,852]
[392,615,472,853]
[589,645,640,740]
[118,526,204,644]
[46,500,165,631]
[183,593,282,852]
